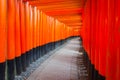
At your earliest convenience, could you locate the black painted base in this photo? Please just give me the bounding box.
[94,69,98,80]
[90,64,95,80]
[33,48,37,61]
[42,45,46,56]
[29,49,33,63]
[38,47,41,58]
[21,54,26,71]
[36,47,39,60]
[98,74,105,80]
[40,46,44,57]
[15,57,22,75]
[29,49,33,64]
[45,44,49,53]
[39,47,42,57]
[0,62,5,80]
[7,59,15,80]
[82,51,106,80]
[26,51,30,67]
[55,40,62,48]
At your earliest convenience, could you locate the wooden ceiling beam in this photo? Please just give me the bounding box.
[45,8,83,16]
[57,18,82,22]
[27,0,84,6]
[29,0,82,6]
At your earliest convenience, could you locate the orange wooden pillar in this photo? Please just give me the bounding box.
[24,2,30,67]
[61,23,64,44]
[46,16,51,52]
[64,25,66,40]
[43,14,48,53]
[45,14,50,53]
[94,0,100,79]
[36,9,38,58]
[15,0,22,75]
[7,0,16,80]
[39,11,43,56]
[29,5,34,63]
[48,17,52,50]
[41,13,46,55]
[64,25,67,41]
[106,0,117,80]
[36,9,40,59]
[54,19,57,48]
[49,16,51,51]
[64,25,67,40]
[41,12,44,47]
[98,0,108,79]
[46,16,49,45]
[19,0,26,71]
[62,24,65,42]
[51,17,55,49]
[59,23,61,44]
[90,0,96,79]
[115,0,120,79]
[45,15,50,52]
[60,23,63,44]
[59,22,62,44]
[49,16,52,51]
[54,20,59,48]
[33,7,37,61]
[51,18,55,50]
[82,1,92,79]
[42,13,45,46]
[0,0,7,80]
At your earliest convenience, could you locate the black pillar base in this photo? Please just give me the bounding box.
[49,43,52,52]
[21,54,26,71]
[31,49,34,62]
[98,74,105,80]
[38,47,41,58]
[7,59,15,80]
[52,42,55,50]
[29,50,32,64]
[15,56,22,75]
[33,48,37,61]
[41,46,43,57]
[45,44,48,53]
[26,52,30,67]
[39,47,42,57]
[82,51,106,80]
[36,47,40,59]
[90,64,95,80]
[0,62,5,80]
[55,41,59,48]
[43,45,46,55]
[94,70,98,80]
[48,43,51,52]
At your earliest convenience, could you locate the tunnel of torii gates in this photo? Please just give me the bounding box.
[0,0,120,80]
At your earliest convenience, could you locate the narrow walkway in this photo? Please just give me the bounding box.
[27,38,81,80]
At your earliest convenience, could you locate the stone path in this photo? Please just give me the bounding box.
[27,38,81,80]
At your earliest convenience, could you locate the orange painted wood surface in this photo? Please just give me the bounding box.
[0,0,7,63]
[15,0,21,57]
[7,0,16,60]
